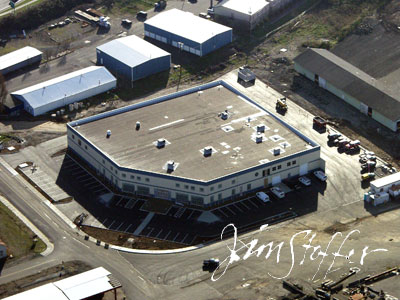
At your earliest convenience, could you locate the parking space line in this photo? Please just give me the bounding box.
[79,177,94,183]
[188,235,197,245]
[155,229,163,239]
[108,220,115,228]
[125,199,137,209]
[76,173,90,179]
[225,206,236,215]
[164,230,172,240]
[232,204,244,213]
[180,233,189,244]
[146,228,154,237]
[116,222,124,231]
[241,201,251,210]
[124,224,133,233]
[172,232,180,242]
[84,182,101,188]
[92,187,107,194]
[186,210,194,219]
[248,199,260,208]
[217,209,229,218]
[116,198,124,206]
[101,218,108,225]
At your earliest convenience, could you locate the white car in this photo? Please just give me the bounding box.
[270,187,285,199]
[298,176,311,186]
[256,192,270,203]
[314,170,327,181]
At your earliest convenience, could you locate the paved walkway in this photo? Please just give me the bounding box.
[133,212,154,236]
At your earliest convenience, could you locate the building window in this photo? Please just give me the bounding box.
[122,173,126,178]
[232,189,236,195]
[292,160,296,165]
[145,178,150,182]
[111,166,113,171]
[185,185,189,189]
[191,196,204,206]
[78,139,81,146]
[102,159,105,164]
[191,186,195,191]
[210,195,214,202]
[247,183,251,190]
[272,167,276,171]
[218,184,222,189]
[262,170,266,176]
[176,193,189,204]
[218,193,222,200]
[137,176,141,181]
[200,187,204,192]
[287,162,291,167]
[137,186,150,195]
[130,175,134,179]
[232,179,236,184]
[122,183,135,193]
[210,186,214,191]
[278,165,281,170]
[72,135,75,140]
[115,170,118,175]
[255,172,259,177]
[84,145,87,150]
[176,183,180,188]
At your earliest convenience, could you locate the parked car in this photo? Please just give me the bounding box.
[361,162,376,173]
[256,192,270,203]
[314,170,327,181]
[121,19,132,26]
[270,187,285,199]
[137,11,148,19]
[203,258,219,272]
[298,176,311,186]
[361,173,375,181]
[327,132,341,141]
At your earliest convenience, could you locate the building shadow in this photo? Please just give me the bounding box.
[0,257,6,275]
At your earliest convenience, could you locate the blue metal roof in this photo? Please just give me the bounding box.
[96,35,170,68]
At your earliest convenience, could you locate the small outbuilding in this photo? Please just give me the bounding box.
[11,66,116,116]
[144,8,232,56]
[96,35,171,82]
[0,46,42,75]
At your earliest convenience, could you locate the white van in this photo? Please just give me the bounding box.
[256,192,270,203]
[270,187,285,199]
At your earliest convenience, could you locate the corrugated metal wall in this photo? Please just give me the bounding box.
[96,50,131,79]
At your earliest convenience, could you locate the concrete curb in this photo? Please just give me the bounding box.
[0,195,54,257]
[110,244,204,254]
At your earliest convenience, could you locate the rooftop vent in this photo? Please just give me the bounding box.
[255,134,263,144]
[157,138,166,148]
[136,121,141,130]
[257,124,265,133]
[273,148,280,156]
[221,111,228,120]
[204,146,213,157]
[106,130,111,138]
[167,160,175,172]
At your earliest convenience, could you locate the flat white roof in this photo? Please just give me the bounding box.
[0,46,42,72]
[144,8,232,44]
[371,172,400,189]
[216,0,269,15]
[3,267,115,300]
[97,35,170,68]
[11,66,116,109]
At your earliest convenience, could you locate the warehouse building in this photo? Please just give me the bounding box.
[11,66,116,116]
[3,267,122,300]
[144,8,232,56]
[0,46,42,75]
[213,0,295,30]
[67,80,324,208]
[96,35,171,82]
[294,48,400,132]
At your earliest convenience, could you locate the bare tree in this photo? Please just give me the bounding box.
[0,73,7,114]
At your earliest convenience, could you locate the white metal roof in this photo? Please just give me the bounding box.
[0,46,42,72]
[216,0,269,15]
[97,35,170,68]
[3,267,114,300]
[144,8,232,44]
[371,172,400,189]
[11,66,116,109]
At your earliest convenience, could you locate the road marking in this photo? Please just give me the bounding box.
[217,209,229,218]
[172,232,180,241]
[108,220,115,228]
[241,201,251,210]
[155,229,163,238]
[233,204,244,213]
[101,218,108,225]
[225,206,236,215]
[146,227,154,237]
[164,230,172,240]
[342,199,362,206]
[0,259,58,279]
[186,210,194,219]
[116,198,124,206]
[116,222,124,231]
[138,276,145,282]
[248,199,259,208]
[149,119,184,131]
[73,237,90,249]
[43,212,51,220]
[181,233,189,243]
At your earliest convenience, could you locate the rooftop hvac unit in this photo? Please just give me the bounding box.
[157,138,166,148]
[273,147,280,156]
[204,146,212,157]
[255,134,263,144]
[167,160,175,171]
[136,121,141,130]
[257,124,265,133]
[106,130,111,138]
[221,112,228,120]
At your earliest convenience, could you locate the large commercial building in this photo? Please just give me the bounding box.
[3,267,121,300]
[67,81,324,208]
[11,66,116,116]
[213,0,295,30]
[0,46,42,75]
[294,48,400,132]
[144,8,232,56]
[96,35,171,82]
